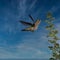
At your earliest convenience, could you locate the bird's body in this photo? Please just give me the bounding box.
[19,15,41,32]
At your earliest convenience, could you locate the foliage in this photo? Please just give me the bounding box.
[45,12,60,60]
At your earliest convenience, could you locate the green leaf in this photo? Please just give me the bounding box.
[59,51,60,53]
[48,46,53,50]
[49,24,54,28]
[51,30,58,34]
[47,12,52,18]
[49,58,55,60]
[48,40,56,43]
[50,17,55,21]
[45,20,49,22]
[46,24,54,30]
[53,36,59,40]
[48,32,55,37]
[53,53,57,57]
[45,20,51,24]
[58,54,60,59]
[54,43,59,48]
[46,26,51,30]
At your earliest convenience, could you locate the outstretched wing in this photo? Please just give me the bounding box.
[29,14,34,22]
[19,21,33,26]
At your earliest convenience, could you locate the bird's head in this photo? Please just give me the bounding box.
[34,19,41,26]
[37,19,41,24]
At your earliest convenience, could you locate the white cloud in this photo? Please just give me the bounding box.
[18,0,27,18]
[0,41,50,59]
[0,8,21,34]
[0,47,18,58]
[15,43,50,59]
[29,0,37,10]
[50,6,60,12]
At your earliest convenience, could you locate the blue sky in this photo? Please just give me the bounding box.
[0,0,60,59]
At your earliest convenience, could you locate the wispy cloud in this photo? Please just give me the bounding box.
[16,44,50,59]
[0,5,21,34]
[29,0,37,10]
[18,0,27,18]
[49,6,60,13]
[0,27,50,58]
[0,42,50,59]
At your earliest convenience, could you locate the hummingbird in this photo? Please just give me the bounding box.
[19,15,41,32]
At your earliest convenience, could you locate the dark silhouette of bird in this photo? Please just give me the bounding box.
[19,14,41,32]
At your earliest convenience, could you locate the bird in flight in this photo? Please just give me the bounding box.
[19,15,41,32]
